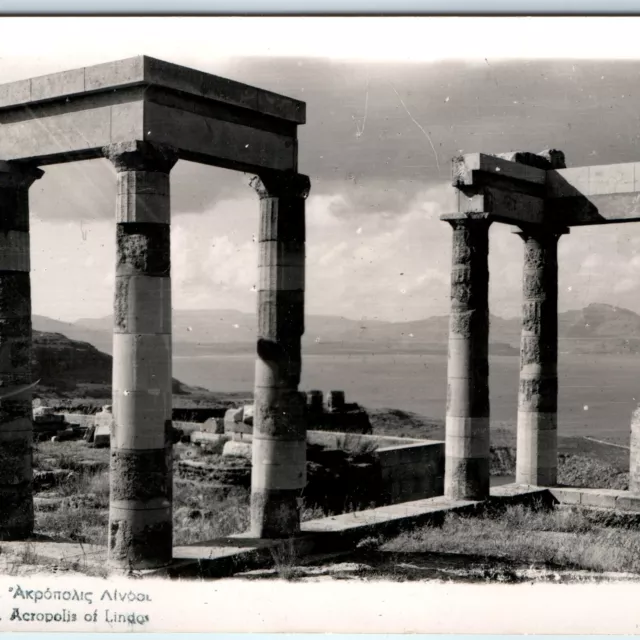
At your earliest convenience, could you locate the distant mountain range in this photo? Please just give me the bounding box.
[29,302,640,357]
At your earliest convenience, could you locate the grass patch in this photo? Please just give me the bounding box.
[34,441,109,470]
[172,480,250,545]
[385,502,640,574]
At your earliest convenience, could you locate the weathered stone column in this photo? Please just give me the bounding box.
[0,162,43,540]
[250,172,310,538]
[630,407,640,494]
[442,213,491,501]
[515,225,568,486]
[104,141,178,569]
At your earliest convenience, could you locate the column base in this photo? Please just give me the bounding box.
[108,506,172,570]
[250,488,301,538]
[516,468,557,487]
[0,483,34,540]
[444,457,490,501]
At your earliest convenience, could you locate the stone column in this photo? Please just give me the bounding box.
[630,407,640,494]
[250,172,310,538]
[442,214,492,501]
[104,141,178,569]
[515,225,568,486]
[0,162,43,540]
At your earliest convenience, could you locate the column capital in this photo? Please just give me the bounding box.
[250,171,311,200]
[0,161,44,189]
[441,212,492,230]
[513,223,570,242]
[103,141,179,173]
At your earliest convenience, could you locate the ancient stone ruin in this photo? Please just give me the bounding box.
[4,56,640,576]
[444,150,640,501]
[223,389,372,437]
[0,56,309,569]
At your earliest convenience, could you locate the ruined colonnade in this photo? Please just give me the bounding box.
[0,57,310,569]
[5,57,640,571]
[444,149,640,500]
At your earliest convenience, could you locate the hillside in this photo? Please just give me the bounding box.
[557,303,640,354]
[32,331,190,398]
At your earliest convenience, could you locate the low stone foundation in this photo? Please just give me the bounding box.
[222,430,444,508]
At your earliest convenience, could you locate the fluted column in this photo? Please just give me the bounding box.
[103,141,178,569]
[443,214,492,501]
[515,225,567,486]
[250,172,310,538]
[0,162,43,540]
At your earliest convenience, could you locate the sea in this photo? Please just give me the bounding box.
[172,352,640,446]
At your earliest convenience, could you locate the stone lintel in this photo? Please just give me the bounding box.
[0,59,301,173]
[452,152,550,188]
[454,153,640,228]
[0,56,305,125]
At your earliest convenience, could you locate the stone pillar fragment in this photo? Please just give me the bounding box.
[250,172,310,538]
[443,214,491,501]
[515,226,567,486]
[103,141,178,569]
[0,162,43,540]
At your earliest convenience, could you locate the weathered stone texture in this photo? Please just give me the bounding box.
[449,309,488,338]
[518,378,559,412]
[258,288,305,333]
[521,300,559,333]
[0,163,41,542]
[250,172,309,538]
[108,517,172,568]
[106,140,175,568]
[0,336,30,372]
[110,449,170,502]
[116,224,171,277]
[0,438,31,484]
[446,379,490,417]
[444,217,491,501]
[250,488,301,538]
[0,483,34,540]
[252,392,306,440]
[103,140,179,174]
[444,456,490,501]
[0,273,31,318]
[515,227,565,487]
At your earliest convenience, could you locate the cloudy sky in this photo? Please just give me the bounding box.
[2,17,640,322]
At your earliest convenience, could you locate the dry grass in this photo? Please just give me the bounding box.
[34,440,110,469]
[172,480,250,545]
[32,441,325,549]
[385,503,640,574]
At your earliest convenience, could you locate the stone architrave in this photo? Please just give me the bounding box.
[104,140,178,570]
[250,171,310,538]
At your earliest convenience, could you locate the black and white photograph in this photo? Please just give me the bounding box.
[1,14,640,633]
